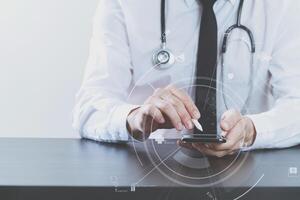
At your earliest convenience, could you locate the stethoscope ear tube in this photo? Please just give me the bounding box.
[221,32,230,53]
[160,0,167,44]
[220,49,256,115]
[220,0,256,113]
[222,0,255,54]
[222,27,255,54]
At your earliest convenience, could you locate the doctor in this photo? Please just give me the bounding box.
[73,0,300,157]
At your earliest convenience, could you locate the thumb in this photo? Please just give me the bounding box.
[220,109,242,132]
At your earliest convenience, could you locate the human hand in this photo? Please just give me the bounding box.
[178,109,257,157]
[126,85,200,141]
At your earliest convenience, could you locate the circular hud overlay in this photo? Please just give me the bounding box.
[128,66,265,198]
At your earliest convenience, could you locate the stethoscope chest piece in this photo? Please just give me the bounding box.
[152,47,175,69]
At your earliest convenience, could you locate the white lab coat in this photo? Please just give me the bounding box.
[73,0,300,150]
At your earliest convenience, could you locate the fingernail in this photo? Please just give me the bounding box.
[223,122,229,130]
[187,120,194,129]
[221,131,227,137]
[177,122,183,130]
[193,110,201,119]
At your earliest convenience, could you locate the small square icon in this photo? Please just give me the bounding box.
[155,136,165,144]
[131,185,136,192]
[288,167,298,177]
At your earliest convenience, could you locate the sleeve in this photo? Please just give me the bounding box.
[72,0,139,142]
[246,1,300,150]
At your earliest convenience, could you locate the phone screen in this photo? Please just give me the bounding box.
[181,134,226,143]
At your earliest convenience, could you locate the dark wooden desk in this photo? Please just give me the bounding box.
[0,138,299,200]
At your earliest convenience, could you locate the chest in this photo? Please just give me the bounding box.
[122,0,275,88]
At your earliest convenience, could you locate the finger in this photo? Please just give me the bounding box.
[167,85,200,119]
[145,88,166,105]
[220,109,242,132]
[228,150,239,155]
[154,98,183,131]
[153,88,165,96]
[205,144,241,156]
[161,93,193,130]
[211,121,246,151]
[177,140,194,150]
[192,143,231,158]
[142,115,157,135]
[143,104,165,124]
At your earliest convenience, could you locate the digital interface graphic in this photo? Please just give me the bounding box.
[122,63,268,199]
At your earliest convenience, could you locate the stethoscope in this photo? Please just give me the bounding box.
[152,0,175,69]
[153,0,256,113]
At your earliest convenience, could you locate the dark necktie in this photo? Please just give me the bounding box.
[195,0,218,134]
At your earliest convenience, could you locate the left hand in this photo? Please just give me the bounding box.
[178,109,257,157]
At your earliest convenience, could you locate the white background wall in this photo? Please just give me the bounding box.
[0,0,99,137]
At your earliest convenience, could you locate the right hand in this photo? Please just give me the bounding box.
[126,85,201,141]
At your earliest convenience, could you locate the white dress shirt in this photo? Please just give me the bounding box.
[72,0,300,150]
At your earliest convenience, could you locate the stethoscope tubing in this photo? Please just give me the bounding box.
[155,0,256,113]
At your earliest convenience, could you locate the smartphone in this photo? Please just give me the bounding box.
[181,134,226,143]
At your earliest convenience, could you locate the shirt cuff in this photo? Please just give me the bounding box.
[109,104,140,141]
[243,114,273,150]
